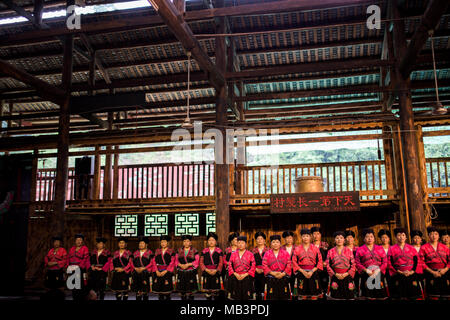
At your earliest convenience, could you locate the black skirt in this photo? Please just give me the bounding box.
[152,271,174,294]
[424,271,449,299]
[265,276,291,300]
[131,270,151,293]
[327,275,356,300]
[227,274,255,300]
[111,271,130,292]
[88,270,108,292]
[296,271,322,299]
[176,269,198,293]
[389,273,423,300]
[254,271,265,295]
[45,269,65,289]
[318,269,329,293]
[288,274,296,296]
[222,269,228,291]
[353,272,360,297]
[359,272,388,299]
[202,271,222,291]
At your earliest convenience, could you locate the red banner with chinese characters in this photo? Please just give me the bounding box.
[270,192,360,213]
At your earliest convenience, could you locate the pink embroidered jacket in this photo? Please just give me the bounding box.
[387,243,422,276]
[228,249,256,277]
[419,242,450,270]
[326,246,356,278]
[355,244,387,274]
[131,249,153,272]
[292,244,323,273]
[175,247,200,271]
[200,247,223,272]
[90,249,112,272]
[45,247,68,270]
[68,246,90,270]
[110,250,133,273]
[152,248,176,273]
[262,249,292,276]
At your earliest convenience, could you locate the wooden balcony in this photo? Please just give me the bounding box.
[31,157,450,216]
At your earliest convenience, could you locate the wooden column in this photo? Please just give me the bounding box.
[174,0,185,15]
[88,53,96,96]
[0,100,4,138]
[52,0,74,236]
[382,125,395,196]
[93,145,101,200]
[113,145,120,200]
[214,1,230,249]
[235,135,246,200]
[103,112,114,200]
[392,1,426,234]
[392,125,407,228]
[415,125,432,228]
[29,149,39,217]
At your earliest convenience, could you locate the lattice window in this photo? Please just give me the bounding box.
[206,213,216,234]
[144,214,168,237]
[114,215,138,237]
[174,213,199,236]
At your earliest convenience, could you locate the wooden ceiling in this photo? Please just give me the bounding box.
[0,0,449,140]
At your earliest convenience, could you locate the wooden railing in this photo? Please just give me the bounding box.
[36,162,214,203]
[232,160,394,204]
[115,163,214,199]
[426,158,450,197]
[34,158,450,207]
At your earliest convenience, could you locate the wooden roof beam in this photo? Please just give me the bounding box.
[0,0,108,129]
[399,0,450,79]
[0,0,373,47]
[0,59,65,104]
[0,0,90,61]
[147,0,225,91]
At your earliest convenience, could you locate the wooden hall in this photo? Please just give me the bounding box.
[0,0,449,295]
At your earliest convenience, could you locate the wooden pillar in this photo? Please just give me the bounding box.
[93,145,101,200]
[392,125,407,228]
[214,2,230,249]
[235,134,246,202]
[33,0,44,26]
[52,0,74,237]
[113,145,120,200]
[88,52,96,96]
[174,0,185,15]
[29,149,39,217]
[0,100,4,138]
[112,112,120,200]
[392,1,426,234]
[382,125,395,196]
[103,113,114,200]
[415,125,432,228]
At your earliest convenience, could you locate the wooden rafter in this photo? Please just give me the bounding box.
[147,0,225,91]
[0,0,373,47]
[399,0,450,79]
[0,0,108,128]
[0,59,65,104]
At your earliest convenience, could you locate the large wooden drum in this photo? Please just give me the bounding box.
[294,176,324,193]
